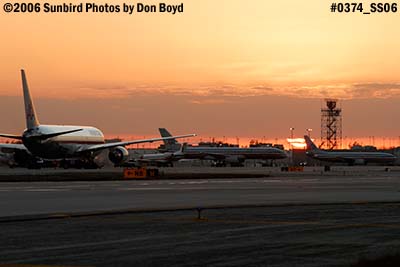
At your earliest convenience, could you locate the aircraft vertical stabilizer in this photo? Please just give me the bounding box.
[159,128,182,151]
[304,135,319,151]
[21,69,40,129]
[159,128,176,143]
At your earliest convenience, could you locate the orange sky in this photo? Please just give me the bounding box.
[0,0,399,147]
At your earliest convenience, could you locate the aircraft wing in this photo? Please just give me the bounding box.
[0,143,29,154]
[76,134,196,153]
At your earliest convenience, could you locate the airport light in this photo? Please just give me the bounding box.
[288,127,295,152]
[288,128,295,165]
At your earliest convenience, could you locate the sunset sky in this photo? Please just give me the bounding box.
[1,0,400,148]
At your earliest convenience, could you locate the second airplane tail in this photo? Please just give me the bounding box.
[159,128,182,151]
[159,128,177,144]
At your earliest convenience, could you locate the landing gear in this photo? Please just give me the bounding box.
[83,161,101,169]
[230,162,244,167]
[212,161,226,167]
[60,160,70,169]
[60,159,100,169]
[156,162,174,167]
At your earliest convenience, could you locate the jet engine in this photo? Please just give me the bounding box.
[108,146,129,165]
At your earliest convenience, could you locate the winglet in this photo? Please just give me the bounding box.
[304,135,319,151]
[21,69,40,129]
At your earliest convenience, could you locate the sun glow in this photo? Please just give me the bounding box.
[0,1,399,142]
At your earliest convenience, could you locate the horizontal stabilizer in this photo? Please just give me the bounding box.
[0,133,23,140]
[34,128,84,140]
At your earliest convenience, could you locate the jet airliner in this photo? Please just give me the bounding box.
[0,70,195,168]
[159,128,287,166]
[304,135,396,165]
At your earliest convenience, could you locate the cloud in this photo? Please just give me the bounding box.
[251,85,274,92]
[348,83,400,98]
[189,98,233,105]
[17,81,400,100]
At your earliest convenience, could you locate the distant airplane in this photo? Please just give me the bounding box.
[0,70,195,168]
[304,135,396,165]
[158,128,287,167]
[130,143,187,167]
[159,128,181,151]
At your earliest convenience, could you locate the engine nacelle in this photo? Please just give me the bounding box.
[108,146,129,165]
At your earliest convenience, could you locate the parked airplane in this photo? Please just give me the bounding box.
[129,143,187,167]
[0,142,105,169]
[0,70,195,168]
[159,128,181,151]
[304,135,396,165]
[158,128,287,166]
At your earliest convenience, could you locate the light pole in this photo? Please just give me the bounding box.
[289,127,295,151]
[289,127,295,165]
[289,127,294,139]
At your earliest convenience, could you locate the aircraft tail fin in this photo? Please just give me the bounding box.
[159,128,181,151]
[159,128,176,143]
[21,69,40,129]
[304,135,319,151]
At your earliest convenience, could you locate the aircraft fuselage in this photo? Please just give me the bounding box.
[22,125,104,159]
[306,150,396,164]
[181,147,287,160]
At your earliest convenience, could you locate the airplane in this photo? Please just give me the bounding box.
[159,128,181,151]
[304,135,397,165]
[128,143,187,167]
[158,128,287,167]
[0,142,105,169]
[0,70,195,168]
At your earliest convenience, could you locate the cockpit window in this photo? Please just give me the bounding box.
[89,129,102,136]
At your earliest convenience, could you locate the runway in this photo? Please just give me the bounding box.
[2,203,400,266]
[1,170,400,218]
[2,169,400,266]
